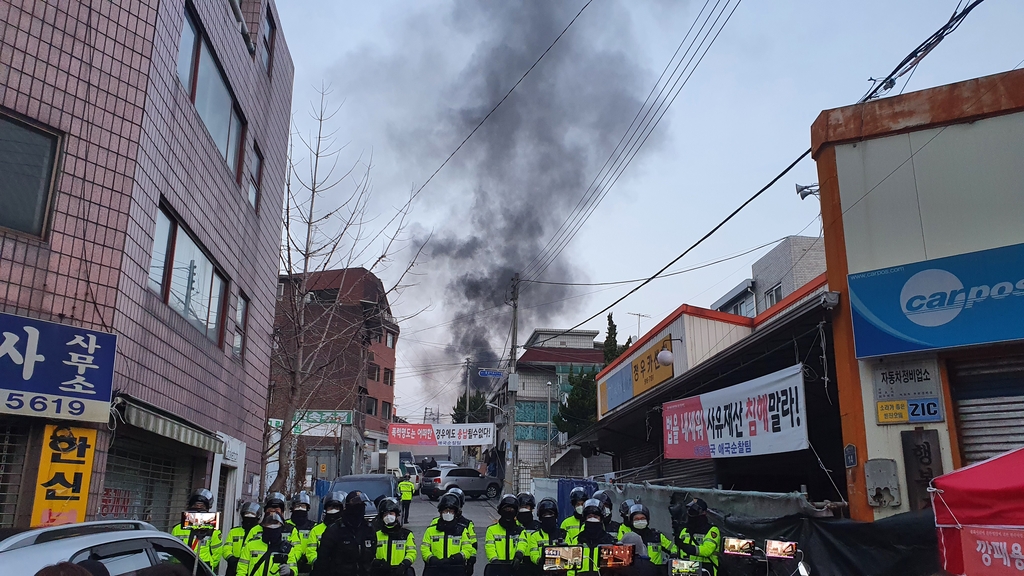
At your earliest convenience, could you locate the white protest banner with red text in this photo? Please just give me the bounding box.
[663,364,807,459]
[389,423,495,446]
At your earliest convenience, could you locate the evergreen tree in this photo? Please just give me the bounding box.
[554,366,598,438]
[451,390,489,423]
[603,313,622,365]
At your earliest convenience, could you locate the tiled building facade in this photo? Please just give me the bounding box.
[0,0,292,530]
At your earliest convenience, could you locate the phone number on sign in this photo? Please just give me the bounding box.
[5,391,86,416]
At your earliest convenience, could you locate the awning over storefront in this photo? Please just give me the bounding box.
[114,395,224,454]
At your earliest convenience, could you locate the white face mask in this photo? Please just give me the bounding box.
[574,505,584,515]
[633,519,648,530]
[585,516,602,523]
[442,512,455,522]
[384,514,397,525]
[519,507,531,513]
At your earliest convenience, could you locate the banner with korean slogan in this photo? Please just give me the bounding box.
[32,424,97,527]
[0,312,117,423]
[961,526,1024,575]
[389,423,495,447]
[663,364,807,459]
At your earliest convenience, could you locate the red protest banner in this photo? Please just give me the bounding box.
[663,396,709,459]
[961,526,1024,575]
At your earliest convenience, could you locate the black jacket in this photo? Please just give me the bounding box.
[310,517,377,576]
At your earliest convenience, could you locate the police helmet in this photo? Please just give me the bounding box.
[291,491,312,510]
[517,492,536,510]
[687,498,708,517]
[446,487,465,508]
[239,502,262,518]
[264,491,287,510]
[323,491,347,511]
[537,497,559,518]
[438,493,461,513]
[629,503,651,523]
[591,490,614,517]
[498,494,519,513]
[187,488,213,510]
[569,487,589,506]
[582,498,604,520]
[619,498,639,520]
[379,497,402,515]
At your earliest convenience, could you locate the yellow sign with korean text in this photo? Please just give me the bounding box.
[876,400,909,424]
[31,424,96,527]
[631,335,675,396]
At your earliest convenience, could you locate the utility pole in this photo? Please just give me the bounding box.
[628,312,651,341]
[464,357,471,424]
[546,381,552,477]
[507,273,520,492]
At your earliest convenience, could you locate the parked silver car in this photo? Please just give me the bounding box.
[421,466,502,500]
[0,520,214,575]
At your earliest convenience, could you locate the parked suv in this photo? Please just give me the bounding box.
[421,467,502,500]
[0,520,214,575]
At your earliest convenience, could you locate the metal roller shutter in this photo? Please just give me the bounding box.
[949,356,1024,465]
[0,423,30,528]
[659,458,717,489]
[101,437,194,531]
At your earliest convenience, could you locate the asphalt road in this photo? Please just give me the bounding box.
[405,494,500,576]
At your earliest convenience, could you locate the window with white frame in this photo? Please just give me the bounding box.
[233,293,248,356]
[386,332,395,348]
[381,401,392,421]
[765,283,784,309]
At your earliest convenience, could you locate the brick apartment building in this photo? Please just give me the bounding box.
[269,268,399,488]
[0,0,292,531]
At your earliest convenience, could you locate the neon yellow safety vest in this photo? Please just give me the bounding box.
[484,522,524,562]
[375,527,417,565]
[398,481,415,501]
[171,524,222,570]
[677,525,721,570]
[235,538,302,576]
[560,516,582,543]
[420,522,474,562]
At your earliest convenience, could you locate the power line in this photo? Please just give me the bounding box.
[522,238,782,287]
[522,0,743,284]
[533,0,989,347]
[406,0,593,203]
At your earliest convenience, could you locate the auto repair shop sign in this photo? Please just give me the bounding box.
[847,242,1024,358]
[0,312,117,423]
[663,364,807,459]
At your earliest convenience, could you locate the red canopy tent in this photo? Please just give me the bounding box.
[931,446,1024,575]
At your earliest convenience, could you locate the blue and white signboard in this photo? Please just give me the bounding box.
[0,312,117,423]
[848,243,1024,358]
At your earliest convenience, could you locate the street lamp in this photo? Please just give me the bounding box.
[486,401,517,493]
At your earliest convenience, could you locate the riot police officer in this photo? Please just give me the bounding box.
[236,512,302,576]
[560,487,589,542]
[170,488,222,571]
[371,498,416,576]
[675,499,721,576]
[223,502,262,575]
[485,494,524,568]
[627,503,676,566]
[514,497,564,576]
[591,490,620,540]
[421,493,473,576]
[306,491,346,566]
[310,491,377,576]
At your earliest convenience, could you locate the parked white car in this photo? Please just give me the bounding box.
[0,520,214,575]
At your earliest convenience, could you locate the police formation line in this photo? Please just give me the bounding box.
[172,482,720,576]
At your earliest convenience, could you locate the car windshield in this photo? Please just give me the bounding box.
[332,479,392,501]
[423,469,440,478]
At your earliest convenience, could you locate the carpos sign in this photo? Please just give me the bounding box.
[663,364,807,459]
[847,242,1024,358]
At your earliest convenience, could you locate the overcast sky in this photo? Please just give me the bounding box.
[276,0,1024,421]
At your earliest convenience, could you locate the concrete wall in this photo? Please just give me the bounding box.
[752,236,826,314]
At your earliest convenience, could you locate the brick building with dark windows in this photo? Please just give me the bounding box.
[269,268,399,490]
[0,0,293,531]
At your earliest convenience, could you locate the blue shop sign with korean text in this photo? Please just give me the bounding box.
[0,312,116,423]
[848,242,1024,358]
